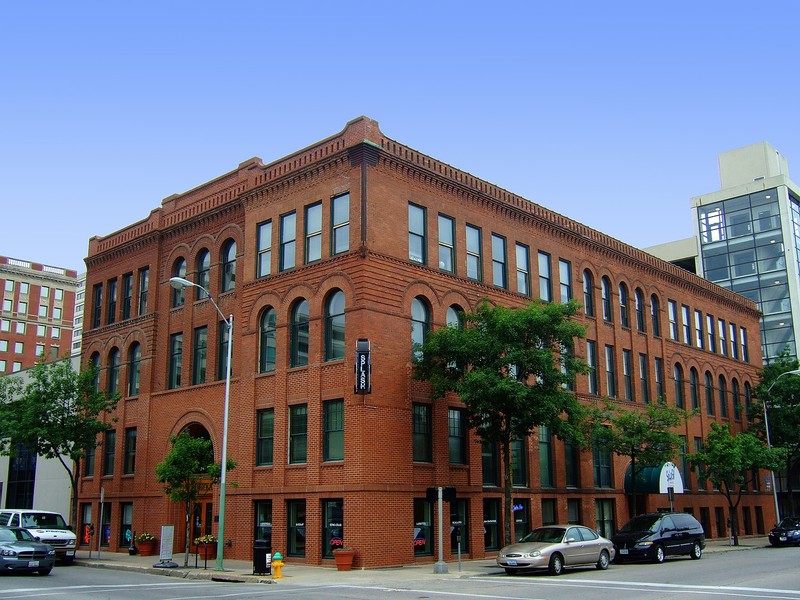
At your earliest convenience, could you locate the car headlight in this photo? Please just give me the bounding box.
[65,540,76,548]
[635,541,653,548]
[1,549,17,557]
[522,551,541,558]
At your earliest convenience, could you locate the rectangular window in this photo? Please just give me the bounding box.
[595,499,616,539]
[256,220,272,278]
[740,327,748,362]
[121,273,133,320]
[592,435,613,488]
[538,251,552,301]
[565,443,580,487]
[681,305,691,345]
[103,430,116,476]
[667,300,678,341]
[605,345,616,398]
[14,341,23,354]
[587,340,598,395]
[541,498,557,525]
[50,326,59,339]
[408,203,426,264]
[137,267,149,316]
[106,279,117,325]
[19,282,28,295]
[280,211,296,271]
[1,299,10,312]
[414,498,433,556]
[331,193,350,255]
[255,409,274,466]
[730,323,739,359]
[694,310,704,349]
[707,315,716,353]
[438,214,455,273]
[559,259,572,303]
[412,403,432,462]
[123,427,136,474]
[719,319,727,356]
[539,426,553,487]
[512,438,528,487]
[0,340,6,351]
[466,224,482,281]
[168,333,182,389]
[448,408,467,464]
[489,234,507,288]
[38,304,47,318]
[287,499,306,557]
[289,404,308,464]
[16,322,24,335]
[52,306,62,320]
[4,280,12,292]
[482,441,498,486]
[515,243,530,296]
[567,498,582,524]
[218,321,230,381]
[305,202,322,263]
[323,399,344,461]
[84,445,95,477]
[623,349,634,401]
[92,284,102,328]
[192,326,207,385]
[322,498,344,557]
[654,357,664,401]
[639,353,650,403]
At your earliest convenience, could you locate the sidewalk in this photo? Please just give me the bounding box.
[73,536,771,585]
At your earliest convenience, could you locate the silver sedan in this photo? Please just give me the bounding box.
[496,525,615,575]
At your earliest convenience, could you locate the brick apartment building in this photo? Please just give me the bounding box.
[79,117,769,568]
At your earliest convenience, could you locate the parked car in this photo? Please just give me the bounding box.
[496,525,615,575]
[0,510,76,564]
[611,512,705,563]
[768,517,800,546]
[0,527,56,575]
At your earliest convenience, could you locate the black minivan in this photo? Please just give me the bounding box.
[611,512,705,563]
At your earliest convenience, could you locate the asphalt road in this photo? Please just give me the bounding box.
[0,545,797,600]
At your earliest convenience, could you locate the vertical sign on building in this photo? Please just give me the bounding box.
[354,338,371,394]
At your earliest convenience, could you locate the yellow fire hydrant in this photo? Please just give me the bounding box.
[271,551,284,579]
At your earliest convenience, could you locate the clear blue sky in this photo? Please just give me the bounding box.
[3,1,800,273]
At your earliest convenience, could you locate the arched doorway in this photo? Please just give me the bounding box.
[180,423,215,553]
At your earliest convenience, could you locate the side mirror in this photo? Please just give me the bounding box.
[565,537,577,543]
[34,536,40,542]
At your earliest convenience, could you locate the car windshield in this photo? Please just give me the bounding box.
[618,515,660,534]
[777,518,800,529]
[519,527,565,544]
[0,529,32,543]
[20,513,67,528]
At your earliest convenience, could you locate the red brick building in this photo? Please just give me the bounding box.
[79,117,768,568]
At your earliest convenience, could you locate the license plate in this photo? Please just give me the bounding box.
[66,550,75,556]
[619,548,629,555]
[27,561,39,567]
[506,559,518,566]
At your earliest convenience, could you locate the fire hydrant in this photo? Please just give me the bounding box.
[271,551,284,579]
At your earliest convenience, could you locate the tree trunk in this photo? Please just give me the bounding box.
[728,503,740,546]
[184,500,191,567]
[630,453,637,517]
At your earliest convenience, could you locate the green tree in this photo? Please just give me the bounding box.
[155,431,234,566]
[0,359,120,528]
[752,352,800,517]
[592,401,687,516]
[690,422,785,545]
[414,299,588,546]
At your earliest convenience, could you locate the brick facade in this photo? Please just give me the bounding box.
[79,117,769,568]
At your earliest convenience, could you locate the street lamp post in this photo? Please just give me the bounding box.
[763,368,800,525]
[169,276,232,572]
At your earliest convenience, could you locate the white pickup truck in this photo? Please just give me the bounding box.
[0,509,77,564]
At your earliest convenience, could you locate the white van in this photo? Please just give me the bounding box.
[0,509,77,563]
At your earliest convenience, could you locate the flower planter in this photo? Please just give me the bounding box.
[333,549,354,571]
[138,540,156,556]
[197,543,216,560]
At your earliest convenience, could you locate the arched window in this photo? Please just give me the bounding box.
[732,378,741,420]
[650,294,661,337]
[446,305,464,327]
[325,290,346,361]
[705,371,715,415]
[221,239,237,292]
[172,258,186,307]
[108,348,120,395]
[583,270,595,317]
[259,307,277,373]
[290,299,309,367]
[618,283,629,327]
[90,352,101,391]
[744,382,753,421]
[128,342,141,396]
[196,250,210,299]
[635,288,646,332]
[601,277,613,322]
[718,375,728,418]
[688,367,699,409]
[673,364,685,409]
[411,297,431,360]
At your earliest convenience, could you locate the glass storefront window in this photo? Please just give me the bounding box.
[413,498,432,556]
[287,499,306,557]
[323,499,344,558]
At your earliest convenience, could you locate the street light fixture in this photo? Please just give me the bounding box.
[763,368,800,524]
[169,276,233,572]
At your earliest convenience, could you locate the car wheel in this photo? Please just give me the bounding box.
[38,567,52,575]
[504,568,518,575]
[548,553,564,576]
[690,541,702,560]
[653,545,665,564]
[596,549,610,570]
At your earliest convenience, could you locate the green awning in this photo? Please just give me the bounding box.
[624,461,684,494]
